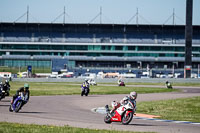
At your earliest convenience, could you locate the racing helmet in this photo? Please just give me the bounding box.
[24,83,29,90]
[130,91,137,99]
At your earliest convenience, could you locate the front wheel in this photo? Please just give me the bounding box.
[104,114,112,124]
[14,101,23,112]
[122,111,133,125]
[9,105,13,112]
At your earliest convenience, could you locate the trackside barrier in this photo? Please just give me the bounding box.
[12,78,200,83]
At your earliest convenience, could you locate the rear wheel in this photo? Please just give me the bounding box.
[104,114,112,124]
[122,111,133,125]
[81,91,84,96]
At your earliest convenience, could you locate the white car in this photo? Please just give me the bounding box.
[119,73,136,78]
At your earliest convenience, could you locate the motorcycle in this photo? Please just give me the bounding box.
[81,84,90,96]
[104,100,136,125]
[3,85,10,96]
[118,81,125,87]
[9,92,28,112]
[0,87,6,101]
[166,82,173,89]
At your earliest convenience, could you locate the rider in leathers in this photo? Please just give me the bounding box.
[11,83,30,104]
[81,79,90,95]
[110,91,137,115]
[3,80,10,96]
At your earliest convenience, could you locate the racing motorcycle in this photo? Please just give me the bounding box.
[118,81,125,87]
[3,85,10,96]
[166,82,173,89]
[81,83,90,96]
[0,87,6,101]
[9,92,28,112]
[104,100,136,125]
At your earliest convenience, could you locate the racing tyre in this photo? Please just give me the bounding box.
[9,105,13,112]
[122,111,133,125]
[104,114,112,124]
[81,91,84,96]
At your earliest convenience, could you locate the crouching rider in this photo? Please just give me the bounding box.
[110,91,137,115]
[11,83,30,105]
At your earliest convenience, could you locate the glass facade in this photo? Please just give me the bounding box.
[0,43,197,57]
[0,23,200,69]
[0,59,51,68]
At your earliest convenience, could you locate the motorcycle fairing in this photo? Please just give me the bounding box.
[12,96,22,109]
[111,111,122,122]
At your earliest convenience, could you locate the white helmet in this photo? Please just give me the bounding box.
[130,91,137,99]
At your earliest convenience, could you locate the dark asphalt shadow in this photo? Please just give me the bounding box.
[19,111,46,114]
[0,100,11,102]
[0,104,10,107]
[111,123,157,126]
[81,95,100,97]
[130,123,157,126]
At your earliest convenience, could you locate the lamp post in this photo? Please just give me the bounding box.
[184,0,193,78]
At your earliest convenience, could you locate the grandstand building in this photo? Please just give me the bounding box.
[0,22,200,73]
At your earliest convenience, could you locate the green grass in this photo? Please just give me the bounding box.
[9,82,177,96]
[137,96,200,122]
[0,122,152,133]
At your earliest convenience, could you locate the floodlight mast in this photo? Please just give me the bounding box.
[26,6,29,23]
[184,0,193,78]
[14,5,29,23]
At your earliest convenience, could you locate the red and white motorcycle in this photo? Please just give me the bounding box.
[104,100,136,125]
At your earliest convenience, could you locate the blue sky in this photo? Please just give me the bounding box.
[0,0,199,25]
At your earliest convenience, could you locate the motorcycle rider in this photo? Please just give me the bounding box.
[118,78,123,85]
[110,91,137,115]
[165,81,172,89]
[0,82,4,98]
[11,83,30,104]
[81,79,90,96]
[3,80,10,96]
[83,79,90,88]
[0,82,3,90]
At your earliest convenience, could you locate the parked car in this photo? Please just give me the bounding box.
[78,73,96,79]
[119,73,136,78]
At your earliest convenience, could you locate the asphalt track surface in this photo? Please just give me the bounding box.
[1,87,200,133]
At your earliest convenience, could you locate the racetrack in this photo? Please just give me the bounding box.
[1,89,200,133]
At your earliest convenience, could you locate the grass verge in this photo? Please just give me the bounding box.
[137,96,200,122]
[9,82,177,96]
[0,122,153,133]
